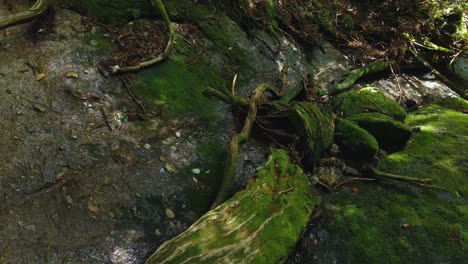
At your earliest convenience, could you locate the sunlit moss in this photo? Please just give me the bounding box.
[147,150,320,263]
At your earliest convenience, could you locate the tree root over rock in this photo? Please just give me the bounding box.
[0,0,50,30]
[211,83,275,208]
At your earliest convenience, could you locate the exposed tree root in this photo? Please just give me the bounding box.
[328,59,390,96]
[211,83,273,208]
[370,167,434,186]
[203,87,249,107]
[112,0,175,73]
[0,0,50,30]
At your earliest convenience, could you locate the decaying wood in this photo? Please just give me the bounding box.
[0,0,50,30]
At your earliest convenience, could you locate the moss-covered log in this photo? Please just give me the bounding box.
[287,102,335,166]
[0,0,50,30]
[147,150,320,264]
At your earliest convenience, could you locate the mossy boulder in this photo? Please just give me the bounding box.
[333,117,379,161]
[287,102,335,166]
[147,150,320,263]
[334,87,407,122]
[347,112,412,150]
[378,103,468,196]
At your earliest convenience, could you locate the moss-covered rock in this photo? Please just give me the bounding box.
[334,87,407,121]
[147,150,320,263]
[431,96,468,112]
[347,112,412,150]
[334,117,379,161]
[319,184,468,263]
[378,103,468,196]
[314,101,468,263]
[287,102,335,166]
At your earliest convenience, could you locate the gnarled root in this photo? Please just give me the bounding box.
[211,83,273,208]
[0,0,50,30]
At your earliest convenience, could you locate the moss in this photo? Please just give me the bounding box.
[378,104,468,196]
[347,112,412,151]
[335,87,407,122]
[132,38,227,123]
[287,102,335,166]
[431,97,468,111]
[334,117,379,161]
[147,150,320,263]
[322,184,468,263]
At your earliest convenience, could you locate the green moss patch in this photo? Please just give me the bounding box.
[334,117,379,161]
[378,104,468,196]
[321,184,467,263]
[132,39,227,123]
[347,112,412,150]
[147,150,320,263]
[335,87,407,122]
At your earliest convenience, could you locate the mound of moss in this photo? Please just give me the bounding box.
[316,100,468,263]
[320,184,467,263]
[378,103,468,196]
[147,150,320,263]
[334,117,379,161]
[335,87,407,122]
[347,112,412,150]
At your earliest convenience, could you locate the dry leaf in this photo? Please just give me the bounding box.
[35,73,45,81]
[87,202,100,213]
[165,208,175,219]
[66,71,79,79]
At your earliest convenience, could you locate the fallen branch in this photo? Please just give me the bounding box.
[211,83,273,208]
[328,59,390,96]
[0,0,50,30]
[112,0,175,73]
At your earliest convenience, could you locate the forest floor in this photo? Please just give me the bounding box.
[0,1,466,263]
